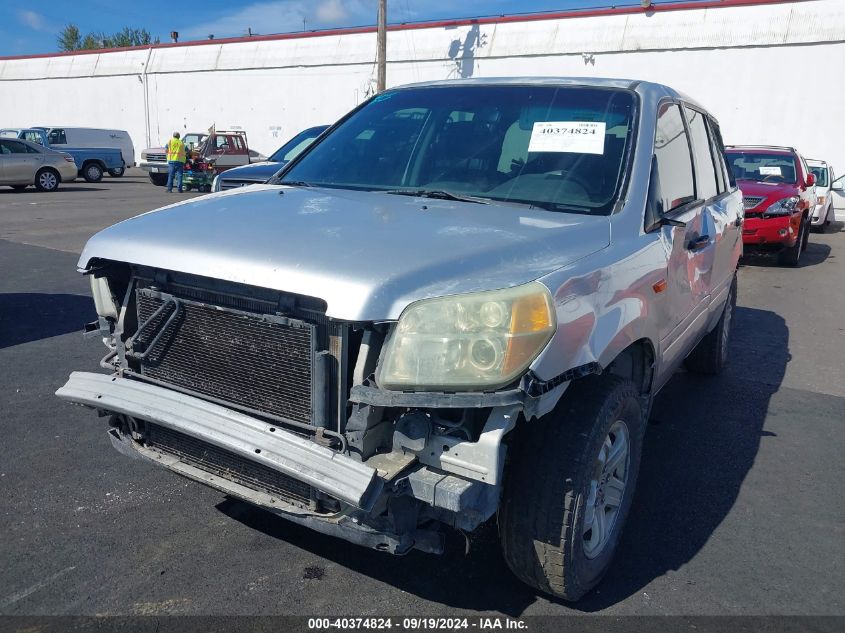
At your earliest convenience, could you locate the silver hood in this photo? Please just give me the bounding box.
[79,185,610,320]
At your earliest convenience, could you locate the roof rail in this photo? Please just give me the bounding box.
[725,144,796,153]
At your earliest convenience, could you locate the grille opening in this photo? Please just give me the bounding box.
[146,423,334,512]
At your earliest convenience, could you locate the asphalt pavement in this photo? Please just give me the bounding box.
[1,176,843,618]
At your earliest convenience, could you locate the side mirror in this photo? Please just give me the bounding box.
[832,178,844,192]
[806,173,816,187]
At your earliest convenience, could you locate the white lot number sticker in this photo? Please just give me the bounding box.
[528,121,606,154]
[759,166,782,176]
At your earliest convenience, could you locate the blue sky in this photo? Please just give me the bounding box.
[0,0,709,57]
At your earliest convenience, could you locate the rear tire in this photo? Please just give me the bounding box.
[34,168,60,192]
[82,162,103,183]
[148,173,167,186]
[108,166,125,177]
[684,274,737,375]
[499,375,645,601]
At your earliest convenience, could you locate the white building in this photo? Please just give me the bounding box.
[0,0,842,167]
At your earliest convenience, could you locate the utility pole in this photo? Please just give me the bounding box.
[376,0,387,92]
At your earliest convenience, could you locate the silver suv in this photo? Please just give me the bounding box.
[58,78,742,600]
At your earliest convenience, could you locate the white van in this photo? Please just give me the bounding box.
[36,127,135,174]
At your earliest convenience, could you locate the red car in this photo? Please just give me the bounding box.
[724,145,816,266]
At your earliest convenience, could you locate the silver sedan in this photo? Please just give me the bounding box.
[0,137,77,191]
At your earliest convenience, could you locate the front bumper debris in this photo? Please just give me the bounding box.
[56,372,383,510]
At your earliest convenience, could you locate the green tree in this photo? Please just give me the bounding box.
[57,25,159,51]
[56,24,82,51]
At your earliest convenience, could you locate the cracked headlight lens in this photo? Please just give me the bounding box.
[376,281,556,391]
[764,196,799,217]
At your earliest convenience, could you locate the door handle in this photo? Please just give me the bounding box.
[687,235,711,251]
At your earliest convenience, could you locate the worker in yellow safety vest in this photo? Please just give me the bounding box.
[165,131,187,193]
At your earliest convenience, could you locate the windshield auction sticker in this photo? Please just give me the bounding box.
[528,121,606,154]
[759,166,782,175]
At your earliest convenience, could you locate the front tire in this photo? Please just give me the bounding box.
[778,219,805,266]
[801,215,810,250]
[34,168,60,192]
[82,162,103,183]
[108,165,125,177]
[499,375,645,601]
[685,274,737,374]
[148,173,167,186]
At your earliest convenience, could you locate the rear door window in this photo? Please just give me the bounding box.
[654,103,696,212]
[684,106,719,201]
[0,140,27,154]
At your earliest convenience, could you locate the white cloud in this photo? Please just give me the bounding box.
[18,9,47,31]
[180,0,371,39]
[316,0,348,23]
[179,0,513,40]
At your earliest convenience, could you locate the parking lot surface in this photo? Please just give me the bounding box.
[1,176,843,617]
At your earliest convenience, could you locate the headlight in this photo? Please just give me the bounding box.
[817,196,826,206]
[764,196,799,217]
[90,275,118,320]
[376,282,556,391]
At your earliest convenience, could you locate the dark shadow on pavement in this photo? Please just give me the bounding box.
[572,306,789,611]
[0,292,94,349]
[741,242,831,268]
[217,306,788,615]
[0,186,108,194]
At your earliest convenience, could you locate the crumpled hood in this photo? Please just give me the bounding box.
[736,179,801,210]
[79,185,610,320]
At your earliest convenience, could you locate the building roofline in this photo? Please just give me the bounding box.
[0,0,803,62]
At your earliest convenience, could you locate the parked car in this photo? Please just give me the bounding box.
[57,78,742,601]
[213,125,329,191]
[140,130,250,186]
[807,159,836,230]
[0,128,125,183]
[725,145,816,266]
[831,173,845,222]
[0,137,78,191]
[32,127,135,172]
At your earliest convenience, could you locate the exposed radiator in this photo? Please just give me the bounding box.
[135,288,315,425]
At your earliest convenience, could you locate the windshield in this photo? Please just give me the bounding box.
[280,85,636,214]
[725,152,798,184]
[183,133,207,148]
[809,165,829,187]
[270,126,328,162]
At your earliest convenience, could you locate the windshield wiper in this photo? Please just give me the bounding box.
[384,189,490,204]
[280,180,312,187]
[525,200,593,215]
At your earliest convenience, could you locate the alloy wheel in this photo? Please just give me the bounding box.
[583,420,630,559]
[39,171,57,190]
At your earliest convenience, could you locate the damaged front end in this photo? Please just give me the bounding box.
[58,263,563,555]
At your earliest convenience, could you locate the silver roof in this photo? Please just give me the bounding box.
[390,76,707,115]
